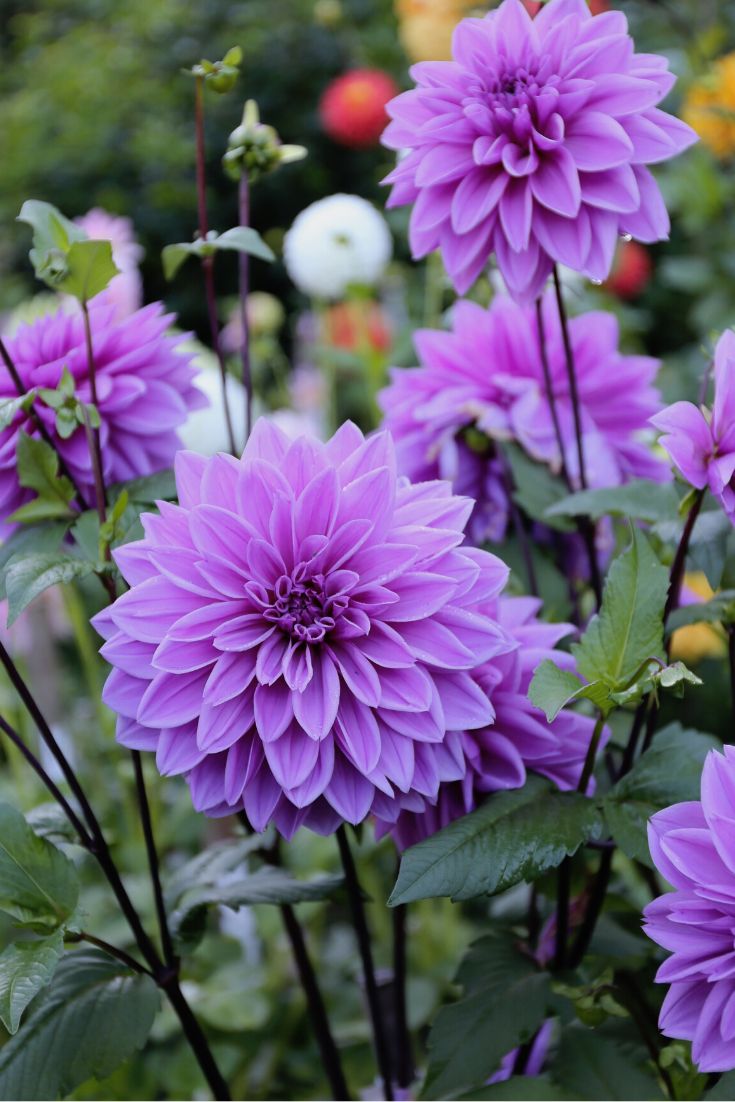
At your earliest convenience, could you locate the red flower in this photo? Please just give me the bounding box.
[522,0,607,12]
[604,241,653,300]
[320,69,399,148]
[325,302,392,353]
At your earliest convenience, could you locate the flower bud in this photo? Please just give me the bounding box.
[223,100,306,184]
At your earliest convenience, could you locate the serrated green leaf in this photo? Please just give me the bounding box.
[0,803,79,932]
[0,524,69,600]
[5,553,96,625]
[0,396,32,433]
[572,529,669,691]
[551,1024,665,1100]
[55,239,119,302]
[0,948,158,1100]
[505,445,574,533]
[389,775,603,905]
[109,468,176,504]
[545,480,681,524]
[456,1077,566,1101]
[528,660,611,721]
[422,931,553,1100]
[0,931,64,1034]
[16,200,86,258]
[603,724,719,865]
[214,226,275,262]
[15,433,74,507]
[654,660,702,691]
[668,590,735,630]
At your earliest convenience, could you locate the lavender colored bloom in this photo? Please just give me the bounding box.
[643,745,735,1072]
[489,1019,554,1083]
[382,0,697,302]
[379,291,667,543]
[93,419,512,838]
[375,594,601,849]
[651,329,735,524]
[0,299,206,526]
[75,208,144,320]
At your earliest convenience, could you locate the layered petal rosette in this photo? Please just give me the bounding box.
[94,420,512,838]
[376,595,601,849]
[644,746,735,1072]
[382,0,697,301]
[0,299,206,526]
[652,329,735,525]
[379,291,667,543]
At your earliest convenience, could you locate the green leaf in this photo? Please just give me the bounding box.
[0,524,69,600]
[572,529,669,691]
[162,227,274,279]
[422,930,553,1100]
[0,948,159,1100]
[26,804,80,846]
[389,775,603,905]
[653,660,702,692]
[545,480,681,524]
[505,445,574,533]
[15,433,74,508]
[7,498,76,524]
[456,1078,566,1101]
[0,396,32,433]
[0,930,64,1034]
[528,660,611,721]
[170,867,343,946]
[109,468,176,503]
[668,590,735,630]
[214,226,275,262]
[55,239,119,302]
[551,1024,665,1100]
[16,200,85,258]
[5,552,96,625]
[0,803,79,932]
[706,1072,735,1099]
[603,724,719,865]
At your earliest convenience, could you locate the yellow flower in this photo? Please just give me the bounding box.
[670,572,726,665]
[395,0,475,62]
[683,52,735,158]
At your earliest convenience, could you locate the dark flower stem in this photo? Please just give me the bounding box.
[392,900,414,1089]
[67,931,153,976]
[80,302,108,525]
[238,174,253,442]
[336,826,394,1101]
[534,298,570,490]
[552,266,587,492]
[236,812,350,1100]
[194,75,237,457]
[0,336,90,512]
[577,714,606,795]
[0,642,230,1100]
[131,749,177,969]
[663,488,705,624]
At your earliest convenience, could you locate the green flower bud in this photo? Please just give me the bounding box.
[223,100,307,184]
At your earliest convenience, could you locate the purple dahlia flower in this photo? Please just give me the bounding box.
[93,419,512,838]
[644,745,735,1072]
[652,329,735,525]
[382,0,697,301]
[0,299,206,525]
[379,291,667,543]
[376,594,602,850]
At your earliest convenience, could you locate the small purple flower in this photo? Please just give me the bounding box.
[644,745,735,1072]
[0,299,206,525]
[374,594,603,850]
[382,0,697,301]
[489,1019,554,1083]
[94,419,512,838]
[651,329,735,524]
[379,291,667,544]
[75,208,144,320]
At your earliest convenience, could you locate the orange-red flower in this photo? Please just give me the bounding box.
[320,69,399,148]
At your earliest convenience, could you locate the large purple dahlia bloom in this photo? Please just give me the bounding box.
[379,291,667,543]
[382,0,697,301]
[94,419,512,838]
[0,299,206,524]
[376,595,600,850]
[644,746,735,1072]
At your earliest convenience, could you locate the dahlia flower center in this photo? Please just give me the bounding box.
[464,62,561,150]
[260,570,342,643]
